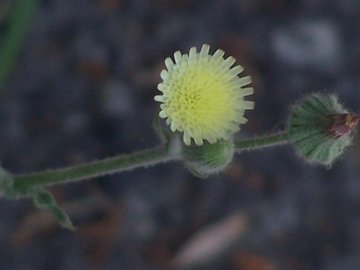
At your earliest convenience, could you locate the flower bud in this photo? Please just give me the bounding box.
[182,139,234,177]
[288,93,358,166]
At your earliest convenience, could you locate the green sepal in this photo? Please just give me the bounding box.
[182,139,234,178]
[152,115,171,143]
[288,93,356,166]
[32,187,75,230]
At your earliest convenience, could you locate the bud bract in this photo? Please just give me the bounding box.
[182,139,234,177]
[288,93,358,166]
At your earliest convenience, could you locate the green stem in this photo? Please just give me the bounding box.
[9,132,288,195]
[234,131,289,151]
[13,144,177,193]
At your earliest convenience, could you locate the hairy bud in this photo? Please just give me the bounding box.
[182,140,234,178]
[288,93,358,166]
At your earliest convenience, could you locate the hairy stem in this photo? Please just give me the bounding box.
[234,131,289,151]
[13,144,177,193]
[9,132,289,195]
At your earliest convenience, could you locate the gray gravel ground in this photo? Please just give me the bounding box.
[1,1,360,269]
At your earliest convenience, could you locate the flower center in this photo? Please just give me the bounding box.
[167,66,227,130]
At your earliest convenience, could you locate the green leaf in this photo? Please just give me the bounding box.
[0,0,39,90]
[32,188,75,230]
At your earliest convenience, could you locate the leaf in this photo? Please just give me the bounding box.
[0,0,39,90]
[32,187,75,230]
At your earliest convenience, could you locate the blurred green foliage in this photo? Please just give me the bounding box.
[0,0,39,90]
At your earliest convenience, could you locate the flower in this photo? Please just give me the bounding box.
[154,44,255,145]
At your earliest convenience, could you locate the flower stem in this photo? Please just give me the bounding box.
[234,131,289,152]
[13,144,177,193]
[9,132,289,195]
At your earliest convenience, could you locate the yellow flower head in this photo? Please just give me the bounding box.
[154,44,254,146]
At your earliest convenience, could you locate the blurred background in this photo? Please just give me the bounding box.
[1,0,360,269]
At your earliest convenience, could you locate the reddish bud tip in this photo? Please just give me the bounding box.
[328,113,359,138]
